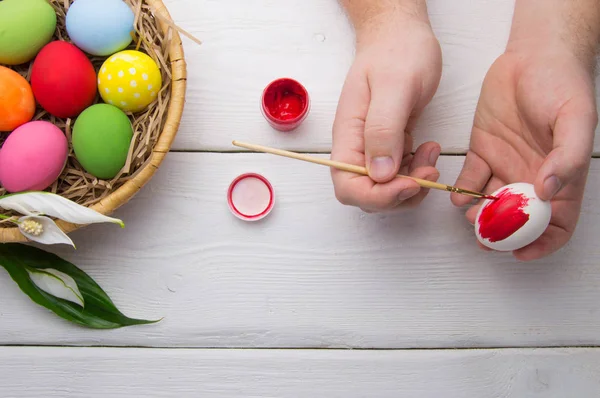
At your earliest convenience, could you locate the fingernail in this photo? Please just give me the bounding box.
[398,187,420,201]
[543,175,562,199]
[429,147,441,165]
[370,157,394,180]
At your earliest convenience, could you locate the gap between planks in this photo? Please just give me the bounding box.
[1,344,599,350]
[169,149,600,158]
[168,150,472,156]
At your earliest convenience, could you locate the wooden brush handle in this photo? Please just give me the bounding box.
[232,141,452,192]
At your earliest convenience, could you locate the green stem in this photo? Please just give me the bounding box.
[0,213,20,225]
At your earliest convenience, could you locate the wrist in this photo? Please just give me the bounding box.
[342,0,430,38]
[507,0,600,69]
[353,3,432,48]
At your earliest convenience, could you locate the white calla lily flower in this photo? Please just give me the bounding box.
[0,191,124,227]
[18,216,75,247]
[0,191,125,246]
[26,267,85,307]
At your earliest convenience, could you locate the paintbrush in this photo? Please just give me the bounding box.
[232,140,496,201]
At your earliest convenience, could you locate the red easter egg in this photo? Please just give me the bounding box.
[30,41,97,118]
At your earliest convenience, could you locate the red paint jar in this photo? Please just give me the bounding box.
[261,78,310,131]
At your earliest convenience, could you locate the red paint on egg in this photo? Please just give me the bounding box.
[478,188,530,242]
[261,78,309,131]
[31,41,97,118]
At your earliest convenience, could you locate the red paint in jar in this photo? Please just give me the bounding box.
[478,188,530,242]
[261,78,310,131]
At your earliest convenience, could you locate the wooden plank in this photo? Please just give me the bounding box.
[164,0,600,153]
[1,347,599,397]
[0,154,599,347]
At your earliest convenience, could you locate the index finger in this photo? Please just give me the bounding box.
[331,63,370,164]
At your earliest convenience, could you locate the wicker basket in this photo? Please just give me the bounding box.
[0,0,186,242]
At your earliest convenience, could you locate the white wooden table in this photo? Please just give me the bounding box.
[2,1,600,396]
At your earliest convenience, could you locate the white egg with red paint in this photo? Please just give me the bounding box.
[474,182,552,252]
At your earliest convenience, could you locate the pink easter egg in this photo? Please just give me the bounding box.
[0,121,68,193]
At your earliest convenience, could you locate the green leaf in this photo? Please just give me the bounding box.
[0,243,161,329]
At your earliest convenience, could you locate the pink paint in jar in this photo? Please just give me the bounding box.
[227,173,275,221]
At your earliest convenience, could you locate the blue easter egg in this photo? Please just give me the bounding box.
[66,0,135,56]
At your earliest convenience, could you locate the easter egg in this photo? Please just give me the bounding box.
[0,66,36,132]
[474,182,552,252]
[30,41,97,119]
[0,121,68,193]
[72,104,133,179]
[0,0,57,65]
[66,0,135,56]
[98,50,162,113]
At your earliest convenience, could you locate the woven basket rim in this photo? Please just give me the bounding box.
[0,0,187,243]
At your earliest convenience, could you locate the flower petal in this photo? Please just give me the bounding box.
[26,267,85,308]
[19,216,75,248]
[0,192,124,227]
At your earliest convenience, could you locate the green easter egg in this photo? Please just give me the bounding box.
[72,104,133,180]
[0,0,57,65]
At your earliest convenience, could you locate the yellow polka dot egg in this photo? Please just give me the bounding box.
[98,50,161,113]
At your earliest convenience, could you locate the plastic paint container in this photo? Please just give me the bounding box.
[261,77,310,131]
[227,173,275,221]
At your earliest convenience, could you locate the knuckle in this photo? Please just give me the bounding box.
[573,154,587,167]
[333,117,365,142]
[572,157,589,173]
[333,185,352,206]
[335,116,365,132]
[590,108,598,125]
[400,193,426,209]
[361,194,395,211]
[364,122,398,142]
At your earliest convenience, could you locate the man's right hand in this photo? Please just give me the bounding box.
[331,3,443,212]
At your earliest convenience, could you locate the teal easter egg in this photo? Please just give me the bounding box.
[72,104,134,179]
[0,0,57,65]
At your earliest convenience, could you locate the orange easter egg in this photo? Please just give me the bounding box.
[0,66,36,132]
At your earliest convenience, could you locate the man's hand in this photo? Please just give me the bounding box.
[331,1,443,212]
[452,0,599,260]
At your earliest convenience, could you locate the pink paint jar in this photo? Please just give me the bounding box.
[227,173,275,221]
[261,78,310,131]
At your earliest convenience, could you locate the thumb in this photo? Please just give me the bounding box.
[364,77,417,183]
[535,108,597,201]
